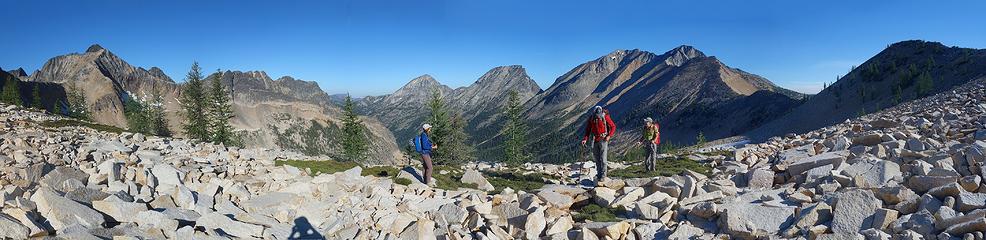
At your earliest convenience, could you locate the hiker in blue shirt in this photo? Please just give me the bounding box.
[413,124,437,185]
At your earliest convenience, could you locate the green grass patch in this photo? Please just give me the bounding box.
[609,157,710,178]
[40,119,125,134]
[273,160,552,192]
[275,159,360,175]
[484,171,554,194]
[364,165,401,178]
[432,165,479,191]
[394,178,412,185]
[573,203,626,222]
[703,150,733,157]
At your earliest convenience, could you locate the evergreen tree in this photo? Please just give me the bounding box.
[1,76,22,106]
[442,113,475,164]
[502,90,529,165]
[425,89,471,165]
[915,71,934,97]
[66,83,90,120]
[146,84,171,136]
[340,95,368,162]
[428,89,449,135]
[180,62,210,140]
[124,96,150,134]
[31,85,42,110]
[207,70,236,145]
[695,132,707,146]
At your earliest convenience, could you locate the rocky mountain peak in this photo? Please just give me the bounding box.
[408,74,437,84]
[86,44,106,53]
[276,76,297,82]
[396,74,446,93]
[147,67,171,82]
[4,67,26,78]
[663,45,706,66]
[474,65,529,84]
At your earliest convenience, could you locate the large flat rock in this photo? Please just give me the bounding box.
[830,189,881,236]
[30,188,106,230]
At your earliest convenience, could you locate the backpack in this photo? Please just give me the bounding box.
[413,135,424,153]
[589,110,611,137]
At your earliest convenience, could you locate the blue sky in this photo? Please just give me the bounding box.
[2,0,984,96]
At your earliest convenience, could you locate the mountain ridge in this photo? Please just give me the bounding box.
[360,65,544,146]
[514,45,803,162]
[747,40,986,141]
[22,44,403,164]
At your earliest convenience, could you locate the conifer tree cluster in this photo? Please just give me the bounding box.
[123,85,171,136]
[1,76,22,106]
[179,63,238,145]
[426,89,475,165]
[65,82,91,121]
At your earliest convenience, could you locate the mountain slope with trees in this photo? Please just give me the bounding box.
[19,45,402,164]
[519,46,804,162]
[748,40,986,141]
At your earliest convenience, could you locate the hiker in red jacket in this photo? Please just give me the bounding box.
[581,106,617,183]
[640,117,661,171]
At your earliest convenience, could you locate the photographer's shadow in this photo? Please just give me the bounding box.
[288,217,324,240]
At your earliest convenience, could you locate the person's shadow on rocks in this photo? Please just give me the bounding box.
[288,217,324,240]
[401,166,424,183]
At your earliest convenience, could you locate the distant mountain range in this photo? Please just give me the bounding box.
[358,46,806,162]
[10,40,984,164]
[515,46,804,162]
[17,45,401,164]
[358,65,542,148]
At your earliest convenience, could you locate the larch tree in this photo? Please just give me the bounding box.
[340,95,369,162]
[502,90,530,165]
[207,70,236,145]
[1,76,21,106]
[31,85,42,110]
[180,62,210,141]
[147,84,171,136]
[66,82,90,120]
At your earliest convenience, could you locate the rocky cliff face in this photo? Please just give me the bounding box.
[22,45,401,164]
[25,44,181,129]
[7,67,28,78]
[748,40,986,141]
[522,46,804,162]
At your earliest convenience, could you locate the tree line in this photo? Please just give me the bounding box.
[1,75,48,112]
[176,62,238,145]
[5,62,240,146]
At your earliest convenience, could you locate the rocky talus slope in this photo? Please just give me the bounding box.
[723,77,986,239]
[0,77,984,239]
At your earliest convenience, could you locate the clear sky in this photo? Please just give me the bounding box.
[2,0,984,96]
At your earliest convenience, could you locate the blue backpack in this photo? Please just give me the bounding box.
[413,135,424,153]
